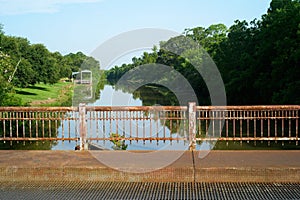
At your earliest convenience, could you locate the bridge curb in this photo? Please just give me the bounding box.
[0,150,299,183]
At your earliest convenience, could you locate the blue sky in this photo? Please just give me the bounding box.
[1,0,271,56]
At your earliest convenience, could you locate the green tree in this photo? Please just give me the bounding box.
[184,23,228,57]
[256,0,300,104]
[0,51,22,106]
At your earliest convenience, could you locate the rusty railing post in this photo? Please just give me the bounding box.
[79,103,88,150]
[188,102,196,150]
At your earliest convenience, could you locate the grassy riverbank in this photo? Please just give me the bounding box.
[14,81,73,106]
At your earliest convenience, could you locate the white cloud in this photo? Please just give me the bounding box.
[0,0,103,15]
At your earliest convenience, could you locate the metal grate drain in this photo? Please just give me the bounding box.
[0,181,299,200]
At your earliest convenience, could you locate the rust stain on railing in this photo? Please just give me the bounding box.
[0,104,299,150]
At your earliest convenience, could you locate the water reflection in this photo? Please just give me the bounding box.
[53,83,188,150]
[93,84,142,106]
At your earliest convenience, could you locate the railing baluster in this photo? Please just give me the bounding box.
[163,110,166,143]
[95,111,99,140]
[247,111,249,143]
[109,111,112,135]
[260,112,263,142]
[116,111,118,135]
[103,111,106,143]
[199,111,201,137]
[22,112,25,139]
[49,112,52,138]
[296,110,298,146]
[233,111,236,140]
[129,111,132,144]
[206,111,209,137]
[88,111,92,139]
[135,111,138,142]
[275,111,277,143]
[170,111,173,143]
[240,111,243,144]
[149,111,152,142]
[226,112,229,142]
[289,110,291,143]
[219,111,222,138]
[157,110,159,145]
[9,112,12,139]
[268,110,270,146]
[61,112,64,140]
[282,110,285,146]
[16,112,19,139]
[29,112,32,139]
[254,111,256,139]
[42,112,45,138]
[3,112,6,139]
[55,112,58,137]
[212,111,215,137]
[35,112,38,138]
[143,113,146,145]
[122,111,125,137]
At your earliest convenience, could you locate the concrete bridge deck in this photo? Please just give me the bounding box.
[0,150,299,183]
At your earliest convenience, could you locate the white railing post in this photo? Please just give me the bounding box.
[188,102,196,150]
[79,103,88,150]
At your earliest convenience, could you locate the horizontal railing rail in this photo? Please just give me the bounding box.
[0,103,299,150]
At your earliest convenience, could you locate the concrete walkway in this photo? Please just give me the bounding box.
[0,150,299,182]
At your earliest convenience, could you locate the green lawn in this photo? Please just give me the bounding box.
[14,82,73,106]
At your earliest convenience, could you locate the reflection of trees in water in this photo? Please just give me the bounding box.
[133,85,179,106]
[0,113,62,150]
[106,81,186,136]
[132,85,188,137]
[107,80,179,106]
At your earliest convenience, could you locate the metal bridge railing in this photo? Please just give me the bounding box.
[195,105,299,146]
[0,103,299,150]
[0,107,79,142]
